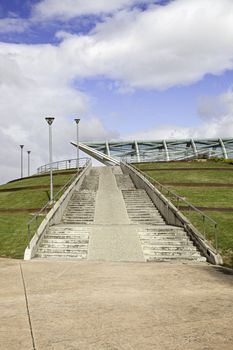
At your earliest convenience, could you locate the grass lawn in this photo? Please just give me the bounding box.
[0,214,43,259]
[145,169,233,184]
[183,211,233,268]
[166,187,233,208]
[0,171,76,259]
[1,170,77,189]
[135,159,233,170]
[134,160,233,268]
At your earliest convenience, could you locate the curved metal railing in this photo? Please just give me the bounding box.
[37,157,89,174]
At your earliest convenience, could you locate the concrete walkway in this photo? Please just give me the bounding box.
[88,167,144,261]
[0,258,233,350]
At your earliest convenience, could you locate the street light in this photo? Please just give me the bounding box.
[20,145,24,178]
[45,117,55,203]
[74,118,80,169]
[27,151,31,177]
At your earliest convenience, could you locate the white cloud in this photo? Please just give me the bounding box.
[48,0,233,90]
[1,0,233,182]
[125,90,233,141]
[0,43,117,184]
[123,115,233,143]
[0,17,29,33]
[2,0,233,91]
[33,0,155,19]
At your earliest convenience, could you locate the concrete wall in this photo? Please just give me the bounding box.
[121,163,222,265]
[24,162,92,260]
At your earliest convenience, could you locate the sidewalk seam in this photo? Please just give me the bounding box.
[19,263,36,350]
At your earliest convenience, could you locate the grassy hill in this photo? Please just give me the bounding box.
[0,170,77,259]
[134,159,233,268]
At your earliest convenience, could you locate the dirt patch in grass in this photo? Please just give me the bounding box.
[179,206,233,212]
[162,182,233,187]
[0,184,63,192]
[0,208,49,213]
[141,167,233,171]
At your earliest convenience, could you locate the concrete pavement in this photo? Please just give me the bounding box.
[0,258,233,350]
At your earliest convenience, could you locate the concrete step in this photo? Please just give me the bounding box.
[142,245,198,252]
[122,189,166,225]
[36,253,87,259]
[42,241,89,246]
[138,224,206,262]
[140,238,192,243]
[36,225,90,260]
[139,232,188,237]
[80,174,99,191]
[62,189,96,224]
[146,255,207,262]
[115,174,135,190]
[37,246,87,253]
[41,240,88,245]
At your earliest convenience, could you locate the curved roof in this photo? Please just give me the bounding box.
[71,138,233,165]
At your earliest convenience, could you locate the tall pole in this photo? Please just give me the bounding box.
[45,117,55,203]
[20,145,24,178]
[74,118,80,169]
[27,151,31,177]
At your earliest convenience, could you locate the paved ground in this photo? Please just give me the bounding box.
[1,258,233,350]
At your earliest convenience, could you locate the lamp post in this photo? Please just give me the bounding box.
[45,117,55,203]
[74,118,80,169]
[20,145,24,178]
[27,151,31,177]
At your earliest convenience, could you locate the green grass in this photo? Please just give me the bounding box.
[182,211,233,268]
[166,187,233,208]
[1,170,76,189]
[145,169,233,184]
[135,159,233,170]
[134,160,233,268]
[0,170,76,259]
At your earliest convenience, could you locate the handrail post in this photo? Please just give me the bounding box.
[27,223,30,248]
[215,223,218,253]
[203,215,206,238]
[177,197,180,210]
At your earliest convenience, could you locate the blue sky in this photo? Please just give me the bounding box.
[0,0,233,182]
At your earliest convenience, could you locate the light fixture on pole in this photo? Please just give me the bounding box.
[27,151,31,177]
[20,145,24,178]
[74,118,80,169]
[45,117,55,203]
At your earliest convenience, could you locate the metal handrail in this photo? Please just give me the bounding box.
[127,162,218,252]
[27,158,91,247]
[37,157,89,174]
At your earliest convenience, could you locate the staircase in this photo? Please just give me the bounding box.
[35,166,206,263]
[116,173,206,263]
[122,189,165,225]
[35,170,99,259]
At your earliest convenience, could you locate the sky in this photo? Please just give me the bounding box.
[1,0,233,183]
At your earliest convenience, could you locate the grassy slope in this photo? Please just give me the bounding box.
[145,169,233,184]
[0,171,76,259]
[135,160,233,267]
